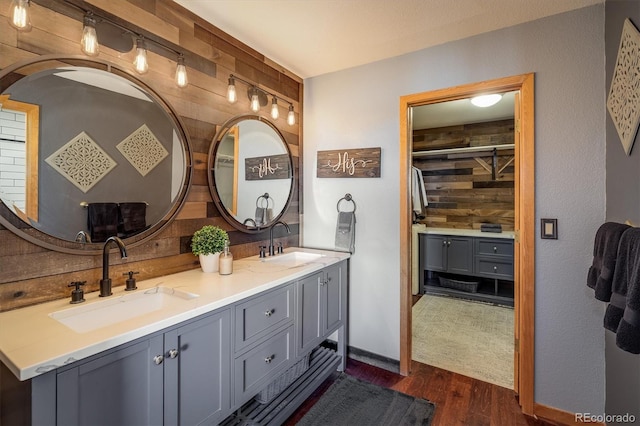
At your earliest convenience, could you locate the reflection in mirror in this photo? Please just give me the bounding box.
[0,56,192,254]
[209,115,293,233]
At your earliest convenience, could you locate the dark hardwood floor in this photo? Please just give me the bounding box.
[284,357,561,426]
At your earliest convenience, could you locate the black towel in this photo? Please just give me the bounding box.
[616,255,640,353]
[118,202,147,236]
[87,202,119,243]
[605,228,640,332]
[587,222,630,301]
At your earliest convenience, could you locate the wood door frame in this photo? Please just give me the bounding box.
[0,95,39,222]
[399,73,535,415]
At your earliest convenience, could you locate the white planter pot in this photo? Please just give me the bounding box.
[199,253,220,273]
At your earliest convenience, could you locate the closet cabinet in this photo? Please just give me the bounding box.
[54,309,232,426]
[422,234,473,275]
[419,233,514,305]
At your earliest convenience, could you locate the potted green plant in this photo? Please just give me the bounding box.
[191,225,229,273]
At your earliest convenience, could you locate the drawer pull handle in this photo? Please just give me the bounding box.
[264,355,274,364]
[265,309,275,317]
[168,349,179,359]
[493,246,498,253]
[493,266,498,271]
[153,355,164,365]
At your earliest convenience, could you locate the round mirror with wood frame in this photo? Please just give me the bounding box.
[0,55,193,255]
[208,114,293,233]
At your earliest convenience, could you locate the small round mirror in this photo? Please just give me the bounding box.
[208,115,293,232]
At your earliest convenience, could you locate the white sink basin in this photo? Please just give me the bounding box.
[262,251,324,266]
[50,287,199,333]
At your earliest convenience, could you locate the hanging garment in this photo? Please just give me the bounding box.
[411,167,428,216]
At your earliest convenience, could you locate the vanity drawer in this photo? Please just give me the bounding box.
[233,324,294,405]
[235,284,294,351]
[475,239,514,257]
[475,257,514,280]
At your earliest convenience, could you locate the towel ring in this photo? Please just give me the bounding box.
[337,193,356,213]
[256,193,273,209]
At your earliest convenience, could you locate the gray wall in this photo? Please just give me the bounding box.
[303,5,606,415]
[605,1,640,422]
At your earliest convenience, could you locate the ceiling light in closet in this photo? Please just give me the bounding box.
[471,94,502,107]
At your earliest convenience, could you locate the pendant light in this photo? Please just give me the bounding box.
[80,13,99,56]
[270,97,279,120]
[8,0,31,31]
[287,104,295,126]
[227,77,237,103]
[250,87,260,113]
[174,54,188,88]
[133,38,149,74]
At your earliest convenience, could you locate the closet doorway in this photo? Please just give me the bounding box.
[399,74,535,414]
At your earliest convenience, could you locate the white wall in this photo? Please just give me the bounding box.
[303,5,605,415]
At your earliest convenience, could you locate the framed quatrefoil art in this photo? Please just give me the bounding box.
[607,18,640,155]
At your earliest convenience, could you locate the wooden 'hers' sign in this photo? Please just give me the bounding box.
[317,147,381,178]
[245,154,291,180]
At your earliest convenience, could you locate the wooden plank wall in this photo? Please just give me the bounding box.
[0,0,302,311]
[412,120,515,231]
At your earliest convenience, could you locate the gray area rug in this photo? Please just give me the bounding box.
[296,374,435,425]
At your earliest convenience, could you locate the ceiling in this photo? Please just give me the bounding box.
[174,0,603,79]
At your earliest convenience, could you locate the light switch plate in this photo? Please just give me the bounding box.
[541,218,558,239]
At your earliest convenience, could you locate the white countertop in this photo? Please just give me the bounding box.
[0,247,349,381]
[416,226,515,239]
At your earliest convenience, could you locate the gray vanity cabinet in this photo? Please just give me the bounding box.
[56,335,164,426]
[422,234,473,275]
[54,309,232,426]
[163,309,232,425]
[297,261,347,357]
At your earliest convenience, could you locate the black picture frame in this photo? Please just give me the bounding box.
[541,218,558,239]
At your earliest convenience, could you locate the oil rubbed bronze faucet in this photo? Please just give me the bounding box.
[99,236,128,297]
[268,221,290,256]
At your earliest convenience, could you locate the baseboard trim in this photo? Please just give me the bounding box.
[534,403,605,426]
[322,341,400,373]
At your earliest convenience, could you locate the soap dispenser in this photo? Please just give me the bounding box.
[219,240,233,275]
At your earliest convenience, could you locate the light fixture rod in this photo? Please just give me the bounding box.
[229,74,294,111]
[62,0,184,58]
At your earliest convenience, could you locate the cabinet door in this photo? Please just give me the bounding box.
[323,262,347,335]
[56,336,164,426]
[297,271,323,355]
[164,309,231,426]
[423,235,446,271]
[447,237,473,274]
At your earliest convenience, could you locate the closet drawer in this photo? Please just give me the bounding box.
[235,284,294,351]
[475,257,514,280]
[233,324,294,405]
[475,239,514,257]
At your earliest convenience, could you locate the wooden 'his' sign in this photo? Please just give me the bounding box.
[317,147,381,178]
[245,154,291,180]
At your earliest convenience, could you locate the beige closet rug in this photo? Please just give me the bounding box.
[412,294,514,389]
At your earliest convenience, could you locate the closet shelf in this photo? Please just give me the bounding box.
[412,143,515,157]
